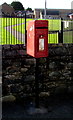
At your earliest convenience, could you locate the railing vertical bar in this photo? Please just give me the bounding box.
[25,12,26,46]
[1,18,2,44]
[14,17,16,45]
[17,18,20,44]
[48,32,49,43]
[16,18,17,44]
[21,17,22,44]
[57,32,58,43]
[55,33,56,43]
[17,17,18,44]
[6,18,7,44]
[15,18,17,44]
[55,33,57,43]
[49,33,50,43]
[56,32,57,43]
[11,17,12,44]
[9,18,10,44]
[52,33,53,43]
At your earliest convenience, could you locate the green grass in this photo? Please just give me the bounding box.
[0,18,73,45]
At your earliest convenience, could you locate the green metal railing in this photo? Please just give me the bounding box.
[0,17,73,45]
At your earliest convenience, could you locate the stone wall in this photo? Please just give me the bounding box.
[2,44,73,102]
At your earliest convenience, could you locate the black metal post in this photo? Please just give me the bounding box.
[35,58,40,108]
[61,18,63,43]
[58,18,63,43]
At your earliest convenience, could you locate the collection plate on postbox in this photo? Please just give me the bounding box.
[27,20,48,58]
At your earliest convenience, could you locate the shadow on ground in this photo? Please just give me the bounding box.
[2,95,73,119]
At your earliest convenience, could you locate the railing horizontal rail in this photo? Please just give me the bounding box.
[63,29,73,32]
[49,30,59,34]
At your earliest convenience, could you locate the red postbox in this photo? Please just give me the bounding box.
[27,20,48,58]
